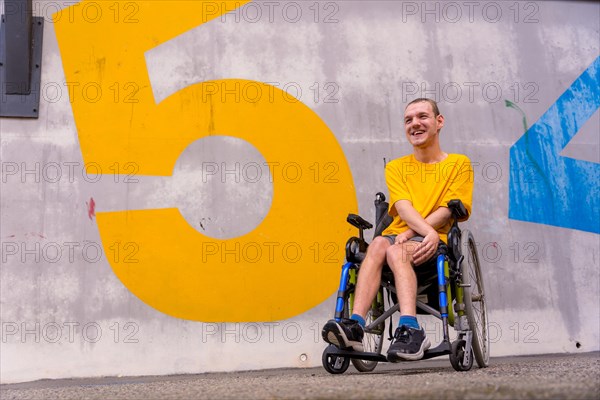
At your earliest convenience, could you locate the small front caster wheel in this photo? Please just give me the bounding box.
[450,339,473,371]
[322,345,350,374]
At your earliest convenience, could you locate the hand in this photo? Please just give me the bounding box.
[394,229,416,245]
[411,230,439,266]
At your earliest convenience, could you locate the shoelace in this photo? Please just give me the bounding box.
[394,328,410,343]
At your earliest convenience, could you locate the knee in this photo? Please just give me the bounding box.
[365,236,390,262]
[386,243,413,268]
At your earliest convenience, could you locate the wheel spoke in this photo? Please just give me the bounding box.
[345,291,383,372]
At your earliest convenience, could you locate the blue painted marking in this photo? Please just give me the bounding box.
[509,57,600,234]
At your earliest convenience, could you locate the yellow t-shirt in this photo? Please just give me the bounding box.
[382,153,474,243]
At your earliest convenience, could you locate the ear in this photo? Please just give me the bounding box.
[436,114,445,131]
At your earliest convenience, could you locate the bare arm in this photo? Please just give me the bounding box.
[394,200,452,264]
[394,200,452,239]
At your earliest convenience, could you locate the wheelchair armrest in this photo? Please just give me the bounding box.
[447,199,468,220]
[347,214,373,230]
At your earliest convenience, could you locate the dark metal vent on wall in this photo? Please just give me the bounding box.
[0,0,44,118]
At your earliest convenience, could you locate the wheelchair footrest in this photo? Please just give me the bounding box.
[421,340,452,360]
[324,347,388,362]
[324,340,452,364]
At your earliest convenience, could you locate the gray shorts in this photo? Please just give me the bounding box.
[382,235,425,245]
[382,235,446,267]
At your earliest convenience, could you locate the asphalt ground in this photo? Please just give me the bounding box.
[1,352,599,400]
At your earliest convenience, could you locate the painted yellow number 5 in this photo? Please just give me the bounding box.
[55,1,357,321]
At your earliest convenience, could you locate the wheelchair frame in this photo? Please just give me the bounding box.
[322,193,490,373]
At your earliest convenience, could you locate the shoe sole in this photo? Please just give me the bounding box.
[322,322,364,352]
[387,337,431,362]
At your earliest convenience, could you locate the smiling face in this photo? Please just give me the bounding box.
[404,100,444,149]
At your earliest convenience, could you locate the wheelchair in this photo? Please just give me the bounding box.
[322,193,490,373]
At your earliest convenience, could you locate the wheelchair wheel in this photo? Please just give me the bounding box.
[449,339,473,371]
[322,345,350,374]
[461,230,490,368]
[354,308,384,372]
[343,293,385,372]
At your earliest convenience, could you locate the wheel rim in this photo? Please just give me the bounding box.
[462,230,490,367]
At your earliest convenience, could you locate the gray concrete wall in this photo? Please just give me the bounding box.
[1,0,598,383]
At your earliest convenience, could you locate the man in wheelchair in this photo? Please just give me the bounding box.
[322,98,473,361]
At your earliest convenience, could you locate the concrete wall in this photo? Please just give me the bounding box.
[1,0,598,383]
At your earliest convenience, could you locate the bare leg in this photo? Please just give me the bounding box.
[351,236,391,318]
[386,242,419,317]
